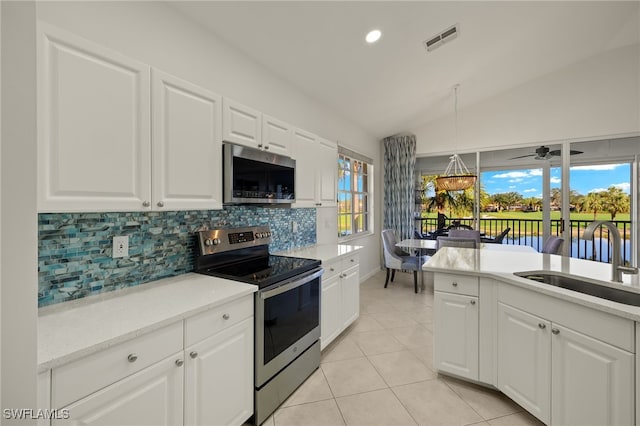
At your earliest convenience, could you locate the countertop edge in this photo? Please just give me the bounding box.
[38,275,257,372]
[425,264,640,322]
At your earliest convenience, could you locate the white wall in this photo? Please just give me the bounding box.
[1,1,38,418]
[413,44,640,155]
[36,2,382,278]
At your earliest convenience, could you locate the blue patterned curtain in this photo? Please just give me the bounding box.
[383,134,416,241]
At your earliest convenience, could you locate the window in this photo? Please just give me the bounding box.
[338,148,372,238]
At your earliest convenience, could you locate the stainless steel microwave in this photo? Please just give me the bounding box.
[223,142,296,205]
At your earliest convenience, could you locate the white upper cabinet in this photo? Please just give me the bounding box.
[222,98,262,149]
[38,23,151,212]
[318,137,338,207]
[292,128,319,207]
[38,24,225,212]
[262,114,293,157]
[293,131,337,208]
[223,99,295,157]
[152,70,222,210]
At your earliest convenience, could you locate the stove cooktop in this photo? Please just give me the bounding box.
[199,254,321,288]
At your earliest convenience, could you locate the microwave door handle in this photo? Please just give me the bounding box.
[260,269,323,299]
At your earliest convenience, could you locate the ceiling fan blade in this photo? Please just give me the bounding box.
[508,154,535,160]
[548,149,584,157]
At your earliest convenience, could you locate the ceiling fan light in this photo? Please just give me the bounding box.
[365,29,382,44]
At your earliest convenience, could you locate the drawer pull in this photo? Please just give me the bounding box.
[538,323,546,329]
[330,268,335,272]
[552,328,560,335]
[190,351,198,359]
[175,359,184,367]
[127,353,138,363]
[452,282,458,287]
[350,259,355,262]
[470,300,476,305]
[222,313,230,320]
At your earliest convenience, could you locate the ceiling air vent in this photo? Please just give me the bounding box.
[424,24,458,52]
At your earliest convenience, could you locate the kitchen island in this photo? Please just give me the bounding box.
[424,246,639,426]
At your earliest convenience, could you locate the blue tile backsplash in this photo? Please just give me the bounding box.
[38,207,316,307]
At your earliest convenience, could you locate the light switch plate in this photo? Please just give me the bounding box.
[113,236,129,258]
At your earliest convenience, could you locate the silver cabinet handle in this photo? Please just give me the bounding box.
[157,201,164,208]
[552,328,560,335]
[175,359,184,367]
[452,282,458,287]
[222,313,230,320]
[538,323,546,329]
[190,351,198,359]
[142,201,150,207]
[127,353,138,363]
[470,300,476,305]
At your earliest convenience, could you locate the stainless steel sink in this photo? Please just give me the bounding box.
[514,272,640,307]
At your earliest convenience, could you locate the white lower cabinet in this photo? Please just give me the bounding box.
[434,291,479,381]
[320,254,360,349]
[433,273,480,381]
[551,323,634,426]
[497,301,635,426]
[48,295,255,426]
[497,302,551,424]
[184,317,253,426]
[53,354,184,426]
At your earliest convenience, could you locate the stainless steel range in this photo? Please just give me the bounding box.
[194,225,322,425]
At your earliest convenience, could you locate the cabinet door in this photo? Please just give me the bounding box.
[37,23,151,212]
[184,317,253,426]
[292,128,319,207]
[341,264,360,329]
[222,98,261,149]
[53,355,183,426]
[321,274,342,350]
[551,324,634,426]
[262,114,293,157]
[152,70,222,210]
[318,138,338,207]
[497,303,551,425]
[434,292,479,381]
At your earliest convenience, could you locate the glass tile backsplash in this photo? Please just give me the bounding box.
[38,207,316,307]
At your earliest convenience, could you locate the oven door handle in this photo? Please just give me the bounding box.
[259,268,324,299]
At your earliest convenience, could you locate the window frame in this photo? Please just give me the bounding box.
[337,147,373,241]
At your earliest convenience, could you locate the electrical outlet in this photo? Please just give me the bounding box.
[113,236,129,258]
[292,221,299,233]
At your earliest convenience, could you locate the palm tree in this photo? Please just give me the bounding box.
[600,186,629,220]
[583,191,603,220]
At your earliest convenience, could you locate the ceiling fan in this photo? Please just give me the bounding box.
[509,145,583,160]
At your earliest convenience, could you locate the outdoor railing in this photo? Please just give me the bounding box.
[416,217,632,265]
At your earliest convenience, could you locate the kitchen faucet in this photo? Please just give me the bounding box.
[583,220,638,282]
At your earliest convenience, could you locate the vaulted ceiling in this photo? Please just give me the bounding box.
[171,1,640,139]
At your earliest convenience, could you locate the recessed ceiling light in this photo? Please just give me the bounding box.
[365,29,382,44]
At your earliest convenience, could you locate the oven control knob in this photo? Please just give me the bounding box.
[213,238,221,245]
[256,232,263,238]
[205,238,214,246]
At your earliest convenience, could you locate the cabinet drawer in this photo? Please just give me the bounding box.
[322,259,341,281]
[341,254,359,270]
[184,295,253,347]
[435,273,478,296]
[51,321,182,408]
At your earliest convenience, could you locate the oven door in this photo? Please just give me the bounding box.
[255,267,322,387]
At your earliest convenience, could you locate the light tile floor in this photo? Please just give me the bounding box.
[263,269,546,426]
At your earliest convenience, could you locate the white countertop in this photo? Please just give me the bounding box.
[275,243,363,263]
[424,246,640,321]
[38,273,256,372]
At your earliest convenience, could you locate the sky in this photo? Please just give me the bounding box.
[481,163,631,198]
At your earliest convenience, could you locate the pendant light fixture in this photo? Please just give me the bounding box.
[435,84,477,191]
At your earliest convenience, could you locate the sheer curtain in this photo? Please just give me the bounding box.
[383,134,417,241]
